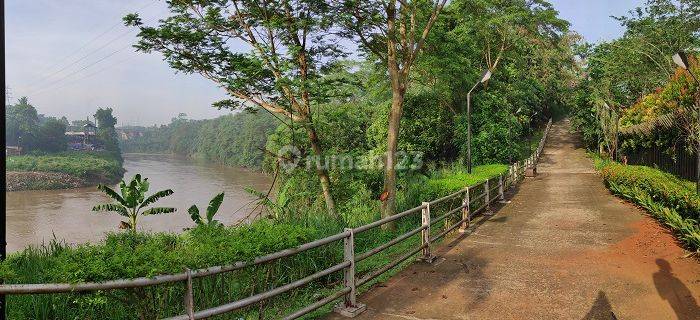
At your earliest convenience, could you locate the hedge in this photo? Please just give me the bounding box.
[598,160,700,251]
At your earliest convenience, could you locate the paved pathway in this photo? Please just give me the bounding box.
[328,120,700,320]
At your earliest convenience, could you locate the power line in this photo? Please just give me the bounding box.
[29,43,134,96]
[27,12,162,96]
[28,29,135,91]
[32,55,137,96]
[32,0,157,83]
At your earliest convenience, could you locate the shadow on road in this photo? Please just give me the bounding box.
[653,259,700,319]
[582,291,617,320]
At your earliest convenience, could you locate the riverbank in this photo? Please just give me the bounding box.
[0,164,507,320]
[5,152,124,191]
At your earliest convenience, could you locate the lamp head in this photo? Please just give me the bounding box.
[480,69,492,83]
[673,52,690,70]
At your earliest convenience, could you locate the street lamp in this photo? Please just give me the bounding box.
[466,69,492,174]
[527,111,538,158]
[509,107,522,165]
[672,51,700,193]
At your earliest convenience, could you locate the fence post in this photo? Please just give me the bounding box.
[484,180,493,215]
[184,269,195,320]
[419,202,436,263]
[334,229,366,317]
[459,188,471,233]
[498,174,506,203]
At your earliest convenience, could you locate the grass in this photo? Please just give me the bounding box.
[1,164,509,320]
[5,152,124,187]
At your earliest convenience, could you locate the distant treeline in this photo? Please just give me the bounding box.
[119,111,277,169]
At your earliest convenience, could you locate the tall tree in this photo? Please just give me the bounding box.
[338,0,448,219]
[125,0,344,216]
[94,107,121,155]
[5,97,39,149]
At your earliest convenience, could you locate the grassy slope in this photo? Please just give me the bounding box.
[5,152,124,190]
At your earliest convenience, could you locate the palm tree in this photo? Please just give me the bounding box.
[188,192,225,227]
[93,174,176,231]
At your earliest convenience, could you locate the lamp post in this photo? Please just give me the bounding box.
[466,69,492,174]
[672,51,699,193]
[510,107,522,165]
[528,111,538,158]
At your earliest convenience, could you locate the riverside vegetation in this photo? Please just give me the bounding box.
[3,0,699,319]
[5,100,125,190]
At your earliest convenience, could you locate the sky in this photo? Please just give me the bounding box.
[5,0,645,126]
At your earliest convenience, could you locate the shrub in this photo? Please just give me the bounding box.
[599,161,699,220]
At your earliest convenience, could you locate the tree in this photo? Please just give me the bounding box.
[93,174,176,231]
[587,0,700,105]
[5,97,39,148]
[337,0,448,220]
[94,107,121,155]
[36,118,67,152]
[188,192,225,227]
[125,0,344,216]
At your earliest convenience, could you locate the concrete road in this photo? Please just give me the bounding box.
[326,120,700,320]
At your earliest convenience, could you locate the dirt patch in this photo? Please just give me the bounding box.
[6,171,94,191]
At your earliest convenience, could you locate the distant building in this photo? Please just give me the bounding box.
[6,146,22,156]
[66,122,100,151]
[116,127,145,141]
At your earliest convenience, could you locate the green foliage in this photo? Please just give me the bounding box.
[94,107,122,159]
[5,152,124,181]
[570,0,700,152]
[35,118,68,153]
[367,91,455,161]
[5,97,70,153]
[120,111,277,169]
[93,174,176,231]
[188,193,225,227]
[598,160,700,251]
[599,161,699,221]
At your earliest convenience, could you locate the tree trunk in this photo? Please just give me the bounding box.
[304,122,337,216]
[380,87,405,228]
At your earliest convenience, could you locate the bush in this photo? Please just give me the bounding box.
[598,160,700,251]
[599,161,699,220]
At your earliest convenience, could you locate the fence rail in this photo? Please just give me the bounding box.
[0,119,553,319]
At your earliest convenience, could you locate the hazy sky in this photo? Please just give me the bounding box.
[5,0,645,126]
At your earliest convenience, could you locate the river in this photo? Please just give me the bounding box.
[5,154,272,252]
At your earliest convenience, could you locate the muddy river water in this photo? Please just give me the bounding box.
[5,154,271,252]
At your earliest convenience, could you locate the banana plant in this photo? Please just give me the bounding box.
[188,192,225,227]
[245,182,308,219]
[92,174,176,231]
